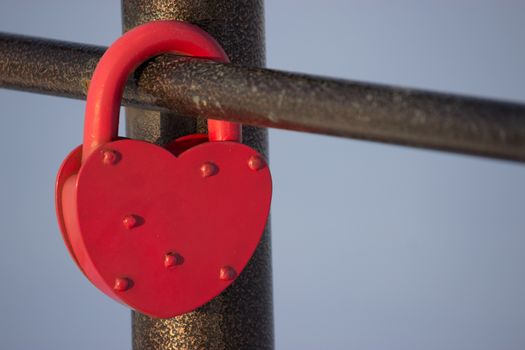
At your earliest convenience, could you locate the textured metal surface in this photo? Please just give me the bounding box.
[1,32,525,161]
[0,33,101,99]
[121,1,273,349]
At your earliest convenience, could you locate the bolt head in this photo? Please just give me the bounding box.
[102,149,119,165]
[113,277,131,292]
[200,162,218,177]
[122,214,138,230]
[164,252,184,268]
[248,155,266,171]
[219,266,237,281]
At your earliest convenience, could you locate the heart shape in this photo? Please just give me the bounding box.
[59,139,271,318]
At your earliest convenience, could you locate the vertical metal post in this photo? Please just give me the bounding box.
[121,1,273,349]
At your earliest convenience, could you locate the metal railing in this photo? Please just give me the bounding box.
[0,1,524,349]
[1,33,524,162]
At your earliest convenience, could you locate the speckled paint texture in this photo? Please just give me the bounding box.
[121,1,274,349]
[1,33,524,161]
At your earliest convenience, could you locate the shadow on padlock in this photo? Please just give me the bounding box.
[55,20,272,319]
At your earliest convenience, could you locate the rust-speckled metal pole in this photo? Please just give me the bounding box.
[2,33,525,162]
[121,1,273,349]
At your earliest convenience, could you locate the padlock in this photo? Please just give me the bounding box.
[55,20,272,318]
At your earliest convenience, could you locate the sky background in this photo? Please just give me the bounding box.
[1,1,525,349]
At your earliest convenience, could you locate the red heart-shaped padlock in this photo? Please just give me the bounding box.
[55,21,272,318]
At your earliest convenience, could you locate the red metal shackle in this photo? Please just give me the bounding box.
[82,20,240,162]
[56,20,271,318]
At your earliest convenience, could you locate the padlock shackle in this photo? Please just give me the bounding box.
[82,20,240,162]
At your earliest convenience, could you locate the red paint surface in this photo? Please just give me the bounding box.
[55,21,272,318]
[81,20,241,162]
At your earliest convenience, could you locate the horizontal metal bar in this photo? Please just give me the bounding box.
[1,32,525,162]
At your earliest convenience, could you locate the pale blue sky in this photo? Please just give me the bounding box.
[0,1,524,349]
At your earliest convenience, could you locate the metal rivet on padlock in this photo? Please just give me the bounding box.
[101,149,120,165]
[113,277,132,292]
[55,20,272,319]
[200,162,218,178]
[164,252,184,268]
[219,266,237,281]
[248,155,266,171]
[122,214,139,230]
